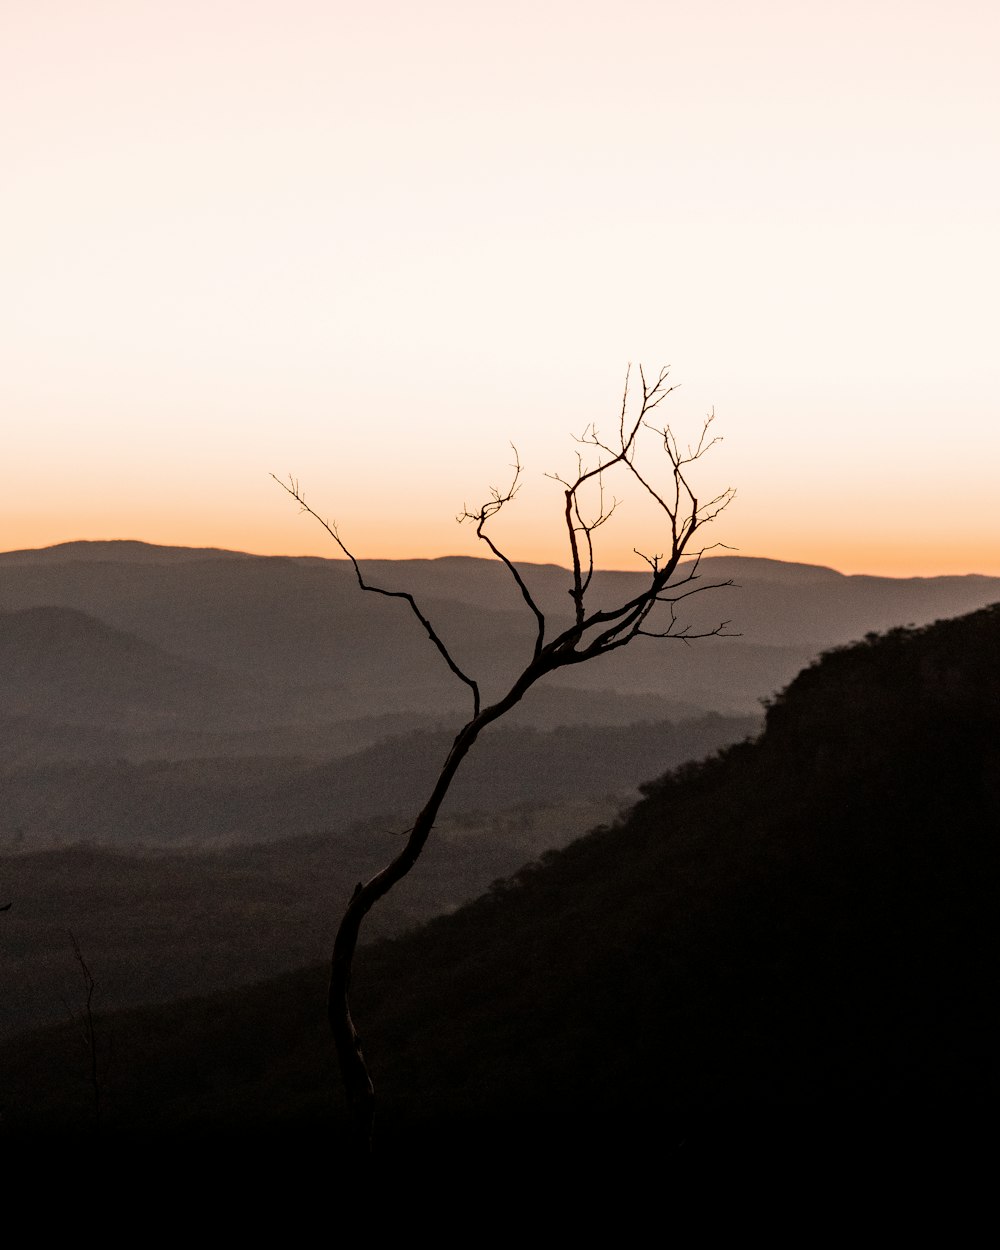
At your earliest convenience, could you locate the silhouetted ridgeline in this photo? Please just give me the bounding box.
[2,604,997,1173]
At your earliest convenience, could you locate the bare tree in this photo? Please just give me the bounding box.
[275,365,735,1151]
[65,930,108,1126]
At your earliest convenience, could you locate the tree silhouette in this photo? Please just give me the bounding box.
[275,365,736,1151]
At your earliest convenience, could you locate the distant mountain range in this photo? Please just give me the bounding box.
[2,539,997,850]
[2,540,997,852]
[3,540,998,723]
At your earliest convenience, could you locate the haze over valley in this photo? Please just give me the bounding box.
[2,543,997,1177]
[2,539,999,1059]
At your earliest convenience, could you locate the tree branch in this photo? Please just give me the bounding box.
[272,474,482,717]
[458,448,546,658]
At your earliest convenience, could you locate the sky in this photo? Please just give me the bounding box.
[3,0,998,576]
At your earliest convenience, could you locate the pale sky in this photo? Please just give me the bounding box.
[3,0,998,575]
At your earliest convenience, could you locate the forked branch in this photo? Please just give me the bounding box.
[272,474,483,717]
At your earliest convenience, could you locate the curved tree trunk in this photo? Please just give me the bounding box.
[327,715,486,1151]
[327,663,556,1151]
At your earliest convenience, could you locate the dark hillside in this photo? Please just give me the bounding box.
[347,603,1000,1163]
[1,605,998,1173]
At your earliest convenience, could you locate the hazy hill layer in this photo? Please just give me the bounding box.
[0,796,620,1043]
[0,713,756,847]
[0,606,267,728]
[4,542,998,722]
[2,603,997,1166]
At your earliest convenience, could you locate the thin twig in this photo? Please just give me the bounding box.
[458,448,547,658]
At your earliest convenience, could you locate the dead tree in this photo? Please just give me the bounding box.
[275,365,736,1152]
[65,930,106,1126]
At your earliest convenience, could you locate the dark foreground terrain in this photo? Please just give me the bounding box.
[2,603,997,1186]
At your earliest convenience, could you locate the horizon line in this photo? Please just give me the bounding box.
[3,537,998,582]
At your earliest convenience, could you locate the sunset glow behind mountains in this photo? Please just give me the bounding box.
[4,1,998,576]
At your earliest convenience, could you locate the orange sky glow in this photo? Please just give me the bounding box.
[3,1,998,577]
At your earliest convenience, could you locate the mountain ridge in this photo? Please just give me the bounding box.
[0,537,975,581]
[4,543,999,721]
